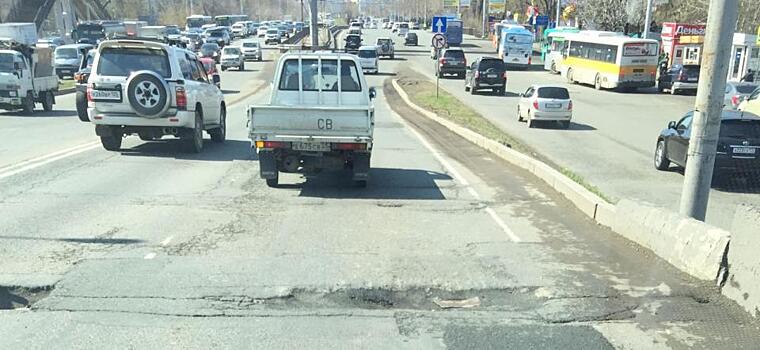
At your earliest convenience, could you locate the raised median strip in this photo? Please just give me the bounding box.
[390,77,731,285]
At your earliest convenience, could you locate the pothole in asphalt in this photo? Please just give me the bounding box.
[0,285,53,310]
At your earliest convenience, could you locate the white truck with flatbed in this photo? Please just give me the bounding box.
[248,52,376,187]
[0,23,58,114]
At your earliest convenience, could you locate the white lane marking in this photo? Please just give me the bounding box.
[0,142,101,180]
[144,252,156,260]
[160,236,174,246]
[0,141,100,173]
[394,112,521,243]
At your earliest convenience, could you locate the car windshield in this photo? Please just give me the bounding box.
[209,31,224,37]
[267,29,278,34]
[201,44,218,54]
[56,48,78,59]
[0,53,14,71]
[720,119,760,138]
[358,50,376,58]
[96,47,171,78]
[537,87,570,99]
[243,42,259,48]
[223,48,240,55]
[166,28,181,35]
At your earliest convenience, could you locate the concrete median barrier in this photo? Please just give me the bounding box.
[722,205,760,318]
[612,199,729,282]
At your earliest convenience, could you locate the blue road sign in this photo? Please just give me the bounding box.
[432,16,448,33]
[533,15,549,27]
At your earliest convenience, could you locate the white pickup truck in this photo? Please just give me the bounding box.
[0,23,58,114]
[248,52,376,187]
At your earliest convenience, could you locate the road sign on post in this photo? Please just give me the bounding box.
[432,33,447,49]
[432,33,448,99]
[432,16,448,33]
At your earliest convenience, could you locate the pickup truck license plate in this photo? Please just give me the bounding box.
[733,146,756,154]
[293,142,331,152]
[92,90,121,101]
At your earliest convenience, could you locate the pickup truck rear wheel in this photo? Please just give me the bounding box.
[22,92,34,115]
[41,91,54,112]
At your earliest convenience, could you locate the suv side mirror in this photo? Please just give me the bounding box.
[368,87,376,100]
[668,121,677,129]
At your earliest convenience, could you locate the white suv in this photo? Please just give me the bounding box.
[87,39,226,153]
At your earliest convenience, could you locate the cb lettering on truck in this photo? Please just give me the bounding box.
[317,118,333,130]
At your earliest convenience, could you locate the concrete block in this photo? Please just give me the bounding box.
[552,174,598,219]
[722,205,760,318]
[530,162,558,189]
[594,202,616,228]
[613,200,729,281]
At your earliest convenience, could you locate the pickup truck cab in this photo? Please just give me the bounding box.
[0,38,58,114]
[248,52,376,187]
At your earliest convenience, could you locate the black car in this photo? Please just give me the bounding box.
[464,57,507,95]
[654,110,760,181]
[200,43,221,63]
[404,32,418,46]
[344,34,362,53]
[436,48,466,78]
[658,64,700,95]
[75,49,96,122]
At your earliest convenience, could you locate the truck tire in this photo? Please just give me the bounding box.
[41,91,54,112]
[126,71,169,118]
[22,92,34,115]
[76,90,89,122]
[100,126,122,151]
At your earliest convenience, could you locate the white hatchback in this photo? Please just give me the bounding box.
[517,85,573,129]
[356,46,378,74]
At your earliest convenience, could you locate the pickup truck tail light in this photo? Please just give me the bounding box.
[255,141,290,149]
[86,84,94,102]
[175,86,187,111]
[532,100,539,110]
[333,143,367,151]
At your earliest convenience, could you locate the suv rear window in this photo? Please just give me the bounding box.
[720,119,760,138]
[735,84,758,94]
[444,50,464,59]
[96,47,171,78]
[358,50,376,58]
[682,65,700,78]
[478,59,504,71]
[537,87,570,99]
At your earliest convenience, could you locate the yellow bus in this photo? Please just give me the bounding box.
[560,31,659,91]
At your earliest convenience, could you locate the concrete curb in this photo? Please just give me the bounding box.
[390,79,730,282]
[723,205,760,318]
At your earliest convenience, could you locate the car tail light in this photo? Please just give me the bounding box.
[731,95,740,107]
[333,143,367,151]
[502,71,508,79]
[255,141,290,149]
[439,58,446,65]
[528,56,532,65]
[175,86,187,111]
[86,84,93,102]
[533,100,539,110]
[678,71,686,81]
[474,71,480,78]
[568,100,573,111]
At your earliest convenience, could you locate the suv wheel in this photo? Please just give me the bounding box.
[76,90,89,122]
[210,107,226,143]
[100,126,122,151]
[126,71,169,118]
[184,110,204,153]
[654,140,671,170]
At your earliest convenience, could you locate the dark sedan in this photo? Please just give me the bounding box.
[658,64,700,95]
[464,57,507,95]
[654,110,760,181]
[436,48,466,79]
[404,32,418,46]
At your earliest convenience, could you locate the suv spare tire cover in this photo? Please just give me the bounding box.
[126,70,170,118]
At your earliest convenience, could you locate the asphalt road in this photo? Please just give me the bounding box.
[357,28,759,231]
[0,33,758,348]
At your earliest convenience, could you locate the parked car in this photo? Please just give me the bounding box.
[517,85,573,129]
[87,39,225,153]
[404,32,418,46]
[240,40,262,61]
[375,37,394,59]
[220,46,245,71]
[199,43,221,63]
[248,52,376,187]
[75,49,96,122]
[464,57,507,95]
[436,48,466,78]
[357,46,379,74]
[344,34,363,54]
[54,43,93,79]
[199,57,220,88]
[658,64,700,95]
[654,110,760,182]
[725,82,758,110]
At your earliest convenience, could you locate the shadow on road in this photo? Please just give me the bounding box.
[713,173,760,194]
[222,89,240,94]
[291,168,451,200]
[119,139,254,161]
[374,72,397,77]
[0,110,77,118]
[0,235,145,245]
[0,287,28,310]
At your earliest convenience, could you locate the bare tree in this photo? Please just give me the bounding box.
[576,0,627,31]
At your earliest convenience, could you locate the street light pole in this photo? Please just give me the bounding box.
[679,0,739,221]
[643,0,652,39]
[555,0,560,27]
[482,0,488,38]
[310,0,319,49]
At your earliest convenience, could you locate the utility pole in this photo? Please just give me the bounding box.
[643,0,652,39]
[240,0,244,14]
[301,0,305,22]
[482,0,488,38]
[555,0,560,28]
[310,0,319,49]
[679,0,739,221]
[189,0,193,15]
